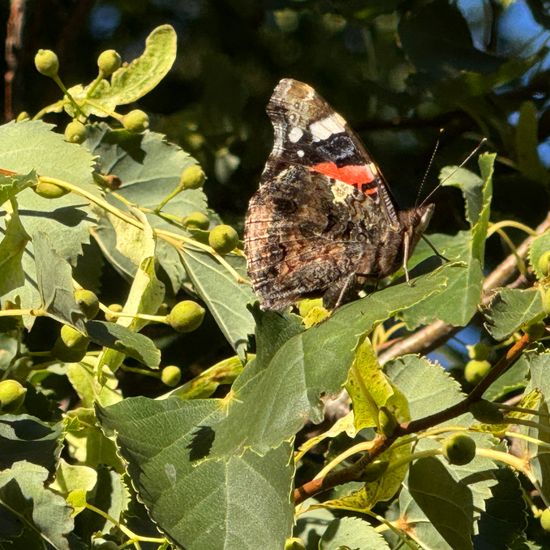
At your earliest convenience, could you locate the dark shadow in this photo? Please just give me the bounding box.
[187,425,215,461]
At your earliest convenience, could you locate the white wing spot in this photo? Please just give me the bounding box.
[297,150,305,158]
[309,115,346,140]
[288,127,303,143]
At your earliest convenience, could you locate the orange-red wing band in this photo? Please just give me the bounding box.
[310,162,377,194]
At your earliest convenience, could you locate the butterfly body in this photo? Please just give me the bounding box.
[245,79,434,310]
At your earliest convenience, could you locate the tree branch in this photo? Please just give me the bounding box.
[293,332,532,504]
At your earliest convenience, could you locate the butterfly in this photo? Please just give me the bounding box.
[244,78,434,310]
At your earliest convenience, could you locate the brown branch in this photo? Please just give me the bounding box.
[293,332,532,504]
[378,211,550,364]
[4,0,26,121]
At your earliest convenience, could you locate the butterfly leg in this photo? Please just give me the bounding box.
[322,274,357,309]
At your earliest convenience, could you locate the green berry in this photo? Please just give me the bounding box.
[179,165,206,190]
[97,49,121,76]
[122,109,149,133]
[34,49,59,77]
[284,538,306,550]
[470,400,505,424]
[182,211,210,230]
[16,111,30,122]
[378,406,398,437]
[64,120,87,144]
[464,359,491,385]
[537,251,550,277]
[361,460,389,482]
[208,225,239,255]
[0,379,26,412]
[60,325,89,349]
[466,342,491,361]
[540,508,550,532]
[166,300,205,333]
[74,289,100,319]
[34,178,68,199]
[161,365,182,387]
[52,339,87,363]
[443,433,476,465]
[105,303,123,322]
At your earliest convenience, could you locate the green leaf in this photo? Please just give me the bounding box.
[85,124,204,292]
[346,338,410,431]
[516,101,550,186]
[401,153,495,328]
[528,229,550,280]
[408,457,474,550]
[86,320,161,368]
[484,288,544,340]
[319,517,390,549]
[50,458,97,515]
[180,248,256,359]
[0,414,63,471]
[473,468,528,548]
[0,171,36,204]
[66,359,122,408]
[165,355,244,400]
[482,353,529,401]
[69,24,177,116]
[96,209,164,373]
[522,352,550,503]
[0,121,98,327]
[97,397,294,550]
[207,272,446,459]
[33,231,86,331]
[0,461,73,550]
[64,408,121,470]
[0,206,29,296]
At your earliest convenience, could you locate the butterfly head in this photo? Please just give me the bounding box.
[400,203,435,249]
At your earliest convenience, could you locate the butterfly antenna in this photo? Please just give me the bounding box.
[420,137,487,207]
[415,128,443,208]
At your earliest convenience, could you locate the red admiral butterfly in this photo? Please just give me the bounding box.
[244,79,434,310]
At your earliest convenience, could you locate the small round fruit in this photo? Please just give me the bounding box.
[97,49,121,76]
[64,120,87,144]
[378,406,398,436]
[179,165,206,190]
[470,400,505,424]
[443,433,476,465]
[74,289,100,319]
[52,339,87,363]
[464,359,491,385]
[284,538,306,550]
[122,109,149,133]
[208,225,239,255]
[540,508,550,532]
[60,325,89,349]
[105,303,123,322]
[537,251,550,277]
[34,178,68,199]
[166,300,205,333]
[0,379,26,412]
[34,49,59,77]
[466,342,491,361]
[161,365,182,387]
[182,211,209,230]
